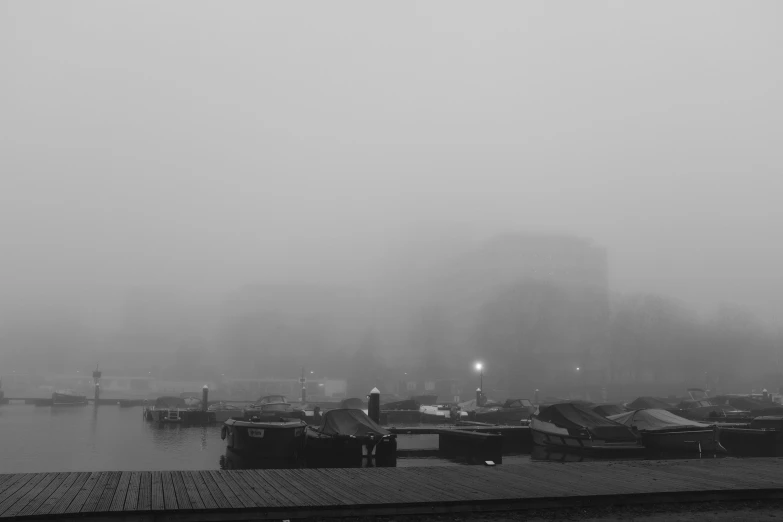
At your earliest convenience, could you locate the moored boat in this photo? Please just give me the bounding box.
[52,390,88,406]
[592,404,627,417]
[608,409,725,454]
[222,418,307,464]
[306,408,396,466]
[530,402,641,451]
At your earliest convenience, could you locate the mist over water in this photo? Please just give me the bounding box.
[1,1,782,401]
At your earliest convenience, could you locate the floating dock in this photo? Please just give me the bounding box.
[1,458,782,520]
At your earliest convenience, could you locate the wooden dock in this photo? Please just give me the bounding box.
[1,459,782,520]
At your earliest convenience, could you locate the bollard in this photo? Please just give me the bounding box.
[368,387,380,423]
[476,388,482,406]
[202,385,209,412]
[301,384,307,404]
[534,389,539,405]
[94,382,100,402]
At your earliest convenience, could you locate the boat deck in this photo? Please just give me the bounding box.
[1,458,782,520]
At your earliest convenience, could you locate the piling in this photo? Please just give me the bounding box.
[476,388,482,406]
[534,389,539,404]
[202,385,208,412]
[368,387,380,423]
[94,382,100,402]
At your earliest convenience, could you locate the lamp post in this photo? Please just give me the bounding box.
[475,362,483,405]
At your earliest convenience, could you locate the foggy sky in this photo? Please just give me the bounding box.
[1,0,782,327]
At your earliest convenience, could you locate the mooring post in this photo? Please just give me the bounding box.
[93,364,102,403]
[476,387,482,406]
[534,389,539,404]
[94,382,100,402]
[202,385,208,412]
[368,387,380,423]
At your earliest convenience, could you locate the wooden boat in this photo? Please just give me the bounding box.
[51,390,88,406]
[608,409,725,454]
[306,409,396,466]
[208,402,243,422]
[530,402,641,451]
[472,399,535,425]
[222,418,307,463]
[412,394,438,406]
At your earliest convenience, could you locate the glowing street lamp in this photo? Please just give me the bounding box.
[475,362,483,391]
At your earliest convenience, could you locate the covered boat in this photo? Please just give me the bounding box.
[530,402,641,450]
[592,404,627,417]
[306,409,396,466]
[51,390,88,406]
[608,409,725,453]
[222,418,307,464]
[472,399,535,425]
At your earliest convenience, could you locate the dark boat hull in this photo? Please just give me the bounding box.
[718,427,783,457]
[640,428,725,453]
[223,420,307,462]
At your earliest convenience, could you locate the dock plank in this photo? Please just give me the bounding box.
[185,471,219,510]
[109,471,132,512]
[17,472,69,518]
[0,472,54,518]
[137,471,152,511]
[0,475,35,515]
[196,471,231,509]
[161,471,178,510]
[206,470,248,509]
[45,472,90,515]
[179,472,207,511]
[234,469,287,508]
[63,471,102,514]
[121,471,140,512]
[94,471,122,513]
[150,471,164,511]
[170,470,192,511]
[79,471,112,513]
[213,471,256,509]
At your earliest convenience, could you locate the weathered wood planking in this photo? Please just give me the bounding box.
[1,459,783,520]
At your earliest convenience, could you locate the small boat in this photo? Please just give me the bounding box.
[222,418,307,464]
[306,408,396,466]
[530,402,641,450]
[420,404,466,424]
[52,390,88,406]
[472,399,535,425]
[608,409,725,453]
[339,397,367,409]
[592,404,627,417]
[243,395,306,422]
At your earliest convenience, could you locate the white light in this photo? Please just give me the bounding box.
[310,371,314,374]
[576,367,580,371]
[475,362,483,371]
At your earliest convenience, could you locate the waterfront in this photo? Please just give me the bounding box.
[0,404,531,473]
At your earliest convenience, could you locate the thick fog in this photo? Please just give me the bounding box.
[1,1,781,397]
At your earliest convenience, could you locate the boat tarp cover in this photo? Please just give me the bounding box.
[626,397,674,410]
[592,404,627,417]
[320,408,390,437]
[536,403,636,441]
[608,409,710,431]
